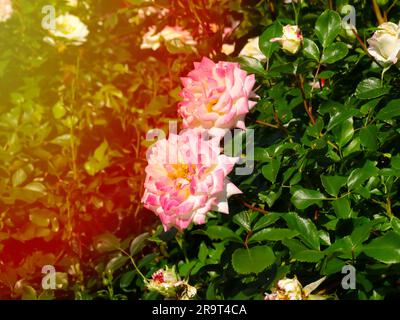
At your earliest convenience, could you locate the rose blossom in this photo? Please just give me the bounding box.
[270,25,303,54]
[239,37,266,62]
[367,21,400,66]
[178,57,256,130]
[48,13,89,45]
[140,26,196,53]
[0,0,12,23]
[141,128,242,231]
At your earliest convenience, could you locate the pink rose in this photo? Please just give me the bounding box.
[178,57,256,130]
[141,128,242,231]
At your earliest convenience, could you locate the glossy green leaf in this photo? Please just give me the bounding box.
[232,246,275,274]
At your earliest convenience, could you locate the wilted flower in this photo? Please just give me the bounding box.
[179,57,256,130]
[239,37,266,61]
[265,276,327,300]
[0,0,13,23]
[367,21,400,66]
[48,14,89,45]
[141,128,241,231]
[270,25,303,54]
[147,267,197,300]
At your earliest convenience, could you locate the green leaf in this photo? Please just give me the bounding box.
[129,232,149,256]
[249,228,299,242]
[85,140,110,176]
[198,242,208,263]
[363,232,400,264]
[262,158,281,183]
[94,232,120,253]
[232,245,275,274]
[303,38,320,61]
[292,250,325,262]
[347,161,379,190]
[376,99,400,120]
[258,188,282,207]
[321,42,349,63]
[291,188,326,210]
[327,109,358,132]
[259,23,282,58]
[206,226,241,241]
[321,175,347,197]
[283,212,320,250]
[324,236,354,259]
[120,271,136,289]
[106,255,129,273]
[351,223,372,246]
[52,102,66,119]
[23,182,46,195]
[332,117,354,147]
[391,217,400,234]
[333,198,353,219]
[355,78,390,100]
[315,10,342,48]
[235,56,266,76]
[233,211,255,232]
[253,213,281,231]
[12,168,27,187]
[360,126,378,151]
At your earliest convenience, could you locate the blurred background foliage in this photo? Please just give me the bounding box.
[0,0,244,299]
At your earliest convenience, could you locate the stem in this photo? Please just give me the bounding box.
[291,1,299,25]
[255,120,280,129]
[70,54,81,181]
[310,62,322,97]
[297,74,316,125]
[119,248,148,282]
[385,0,399,20]
[351,27,384,68]
[372,0,385,25]
[242,201,269,215]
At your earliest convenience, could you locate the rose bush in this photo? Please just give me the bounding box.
[1,0,400,301]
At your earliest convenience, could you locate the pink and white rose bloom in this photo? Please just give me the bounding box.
[270,25,303,54]
[179,57,256,130]
[141,129,242,231]
[367,21,400,66]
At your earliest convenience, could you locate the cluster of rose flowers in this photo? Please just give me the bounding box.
[141,57,257,231]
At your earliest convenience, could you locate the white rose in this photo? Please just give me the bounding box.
[367,21,400,66]
[239,37,266,61]
[49,14,89,46]
[160,26,197,52]
[270,25,303,54]
[140,26,196,53]
[0,0,12,23]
